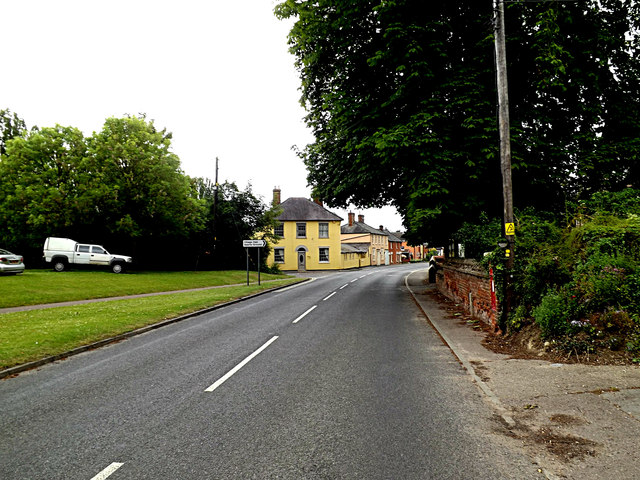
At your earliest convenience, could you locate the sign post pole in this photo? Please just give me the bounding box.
[242,240,266,286]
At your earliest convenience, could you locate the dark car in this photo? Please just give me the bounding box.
[0,248,25,275]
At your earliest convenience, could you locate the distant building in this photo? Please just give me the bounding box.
[382,228,403,264]
[341,213,389,266]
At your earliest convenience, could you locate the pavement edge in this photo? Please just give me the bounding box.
[404,269,516,427]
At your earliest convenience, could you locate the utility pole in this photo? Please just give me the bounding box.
[212,157,220,252]
[494,0,515,329]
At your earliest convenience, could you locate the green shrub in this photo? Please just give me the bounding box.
[517,248,572,309]
[456,190,640,355]
[264,263,283,275]
[583,189,640,217]
[620,271,640,315]
[507,304,528,332]
[454,212,503,259]
[532,290,574,338]
[573,254,633,313]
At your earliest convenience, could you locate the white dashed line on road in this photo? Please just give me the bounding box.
[90,463,123,480]
[205,336,279,392]
[293,305,317,324]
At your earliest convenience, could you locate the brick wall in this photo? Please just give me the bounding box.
[435,259,499,331]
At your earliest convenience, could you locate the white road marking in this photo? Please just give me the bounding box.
[205,336,279,392]
[90,463,123,480]
[339,283,349,290]
[350,278,358,283]
[292,305,317,324]
[276,278,316,293]
[323,292,336,301]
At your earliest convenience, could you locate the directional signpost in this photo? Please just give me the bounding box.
[243,240,266,285]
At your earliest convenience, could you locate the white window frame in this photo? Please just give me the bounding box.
[274,248,285,263]
[274,222,284,238]
[319,247,329,263]
[318,222,329,238]
[296,222,306,238]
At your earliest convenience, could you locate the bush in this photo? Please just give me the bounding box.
[583,189,640,217]
[456,190,640,352]
[454,212,502,259]
[532,290,574,338]
[263,263,283,275]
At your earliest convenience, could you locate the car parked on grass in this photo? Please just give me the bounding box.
[0,248,25,275]
[43,237,133,273]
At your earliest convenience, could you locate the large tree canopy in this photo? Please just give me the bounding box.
[0,114,277,269]
[276,0,640,244]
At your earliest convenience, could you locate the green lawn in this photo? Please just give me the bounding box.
[0,269,291,308]
[0,270,303,369]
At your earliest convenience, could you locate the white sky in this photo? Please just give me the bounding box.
[0,0,403,232]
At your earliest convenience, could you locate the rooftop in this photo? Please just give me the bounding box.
[276,197,343,222]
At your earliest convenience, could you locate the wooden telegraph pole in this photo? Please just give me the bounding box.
[212,157,219,252]
[494,0,515,328]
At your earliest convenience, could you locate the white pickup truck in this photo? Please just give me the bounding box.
[43,237,133,273]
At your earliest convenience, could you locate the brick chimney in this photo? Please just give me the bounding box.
[273,187,281,206]
[380,225,384,232]
[348,212,355,226]
[358,214,364,223]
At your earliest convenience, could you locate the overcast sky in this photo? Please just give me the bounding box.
[1,0,403,231]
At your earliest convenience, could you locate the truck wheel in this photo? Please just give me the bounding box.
[53,260,67,272]
[111,263,124,274]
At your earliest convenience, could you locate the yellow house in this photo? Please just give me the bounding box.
[268,190,343,271]
[341,213,389,266]
[340,243,370,269]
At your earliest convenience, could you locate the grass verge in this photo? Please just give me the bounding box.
[0,278,301,369]
[0,270,290,308]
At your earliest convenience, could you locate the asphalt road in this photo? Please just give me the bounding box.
[0,264,539,479]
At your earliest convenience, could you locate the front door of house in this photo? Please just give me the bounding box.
[297,249,306,272]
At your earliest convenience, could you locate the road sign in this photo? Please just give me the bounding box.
[505,223,515,236]
[243,239,266,248]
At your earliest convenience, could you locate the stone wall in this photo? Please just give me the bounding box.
[435,258,499,331]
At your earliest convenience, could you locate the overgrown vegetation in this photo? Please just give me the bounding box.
[457,189,640,363]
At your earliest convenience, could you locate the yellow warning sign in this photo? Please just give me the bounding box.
[505,223,515,236]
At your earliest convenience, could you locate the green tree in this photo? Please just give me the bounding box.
[0,109,27,156]
[86,116,206,260]
[191,179,281,270]
[0,125,88,257]
[276,1,640,245]
[0,115,208,268]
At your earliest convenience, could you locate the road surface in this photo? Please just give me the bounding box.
[0,264,539,479]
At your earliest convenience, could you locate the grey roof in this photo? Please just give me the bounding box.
[384,229,403,243]
[341,243,369,254]
[393,231,406,242]
[276,198,343,222]
[341,221,388,236]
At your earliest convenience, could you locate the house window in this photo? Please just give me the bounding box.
[297,222,306,238]
[319,247,329,263]
[274,248,285,263]
[319,222,329,238]
[274,222,284,237]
